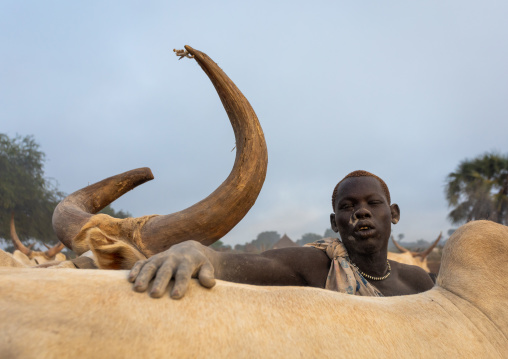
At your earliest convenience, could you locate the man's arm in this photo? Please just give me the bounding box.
[128,240,330,299]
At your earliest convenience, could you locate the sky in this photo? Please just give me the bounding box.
[1,1,507,247]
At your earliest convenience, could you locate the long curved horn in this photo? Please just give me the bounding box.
[53,167,155,249]
[391,235,409,253]
[10,213,32,256]
[53,46,268,256]
[417,232,442,259]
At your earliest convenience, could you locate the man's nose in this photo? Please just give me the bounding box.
[353,207,371,219]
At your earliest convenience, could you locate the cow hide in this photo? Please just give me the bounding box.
[0,220,506,358]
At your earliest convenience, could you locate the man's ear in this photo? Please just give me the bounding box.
[330,213,339,232]
[390,204,400,224]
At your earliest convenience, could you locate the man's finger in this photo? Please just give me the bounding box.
[198,261,216,289]
[149,259,175,298]
[170,264,193,299]
[133,261,161,292]
[128,260,146,282]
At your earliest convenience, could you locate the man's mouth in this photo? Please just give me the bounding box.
[353,222,376,237]
[355,222,375,231]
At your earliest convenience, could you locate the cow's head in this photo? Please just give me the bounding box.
[389,233,442,271]
[10,213,66,265]
[52,46,268,258]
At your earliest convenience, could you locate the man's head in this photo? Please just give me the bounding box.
[331,170,391,210]
[330,170,400,256]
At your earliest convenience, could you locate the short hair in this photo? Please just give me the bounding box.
[331,170,391,210]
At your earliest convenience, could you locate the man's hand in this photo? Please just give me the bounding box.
[127,240,216,299]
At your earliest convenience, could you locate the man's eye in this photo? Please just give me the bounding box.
[340,204,353,209]
[369,200,382,205]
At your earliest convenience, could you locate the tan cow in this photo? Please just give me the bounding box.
[387,233,442,272]
[0,220,506,358]
[9,213,66,266]
[0,249,75,269]
[0,250,26,268]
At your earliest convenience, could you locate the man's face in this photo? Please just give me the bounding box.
[330,176,400,256]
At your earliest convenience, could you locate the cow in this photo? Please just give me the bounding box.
[387,233,442,272]
[1,46,506,357]
[0,220,506,358]
[9,213,66,266]
[0,249,26,268]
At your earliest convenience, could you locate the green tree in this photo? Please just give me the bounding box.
[234,243,246,252]
[323,228,339,238]
[99,205,132,219]
[445,152,508,225]
[249,231,280,251]
[296,233,322,246]
[210,240,232,251]
[210,240,225,249]
[0,134,64,244]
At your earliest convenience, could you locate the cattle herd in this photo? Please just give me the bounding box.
[1,46,507,358]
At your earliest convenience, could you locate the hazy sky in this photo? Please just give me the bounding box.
[2,1,507,246]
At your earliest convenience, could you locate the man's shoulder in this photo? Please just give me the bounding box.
[390,260,435,290]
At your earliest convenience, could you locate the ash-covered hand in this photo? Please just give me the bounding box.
[128,240,216,299]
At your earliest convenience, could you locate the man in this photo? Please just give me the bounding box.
[128,170,434,299]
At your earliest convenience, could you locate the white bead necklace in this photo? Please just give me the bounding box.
[351,260,391,281]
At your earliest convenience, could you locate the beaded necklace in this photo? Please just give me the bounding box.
[350,260,391,281]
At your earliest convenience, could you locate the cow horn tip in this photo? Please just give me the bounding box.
[139,167,155,181]
[184,45,197,56]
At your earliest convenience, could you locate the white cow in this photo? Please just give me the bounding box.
[0,220,506,358]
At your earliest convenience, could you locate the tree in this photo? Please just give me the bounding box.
[210,240,232,251]
[323,228,339,238]
[296,233,322,246]
[0,134,64,244]
[210,240,225,249]
[248,231,280,251]
[234,243,246,252]
[445,152,508,225]
[99,205,132,219]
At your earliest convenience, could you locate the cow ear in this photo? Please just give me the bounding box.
[87,228,147,270]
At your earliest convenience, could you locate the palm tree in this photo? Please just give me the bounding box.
[445,152,508,225]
